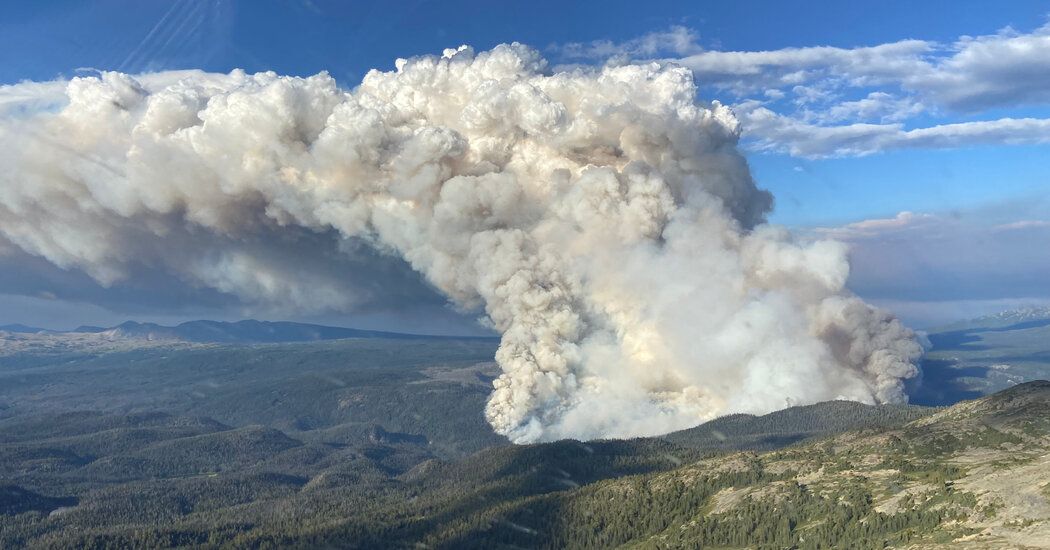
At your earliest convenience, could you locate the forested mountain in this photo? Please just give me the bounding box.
[663,399,935,451]
[0,338,506,457]
[2,330,1050,548]
[0,325,48,335]
[235,381,1047,549]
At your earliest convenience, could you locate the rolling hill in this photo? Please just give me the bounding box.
[3,381,1044,548]
[3,311,1050,548]
[662,399,936,451]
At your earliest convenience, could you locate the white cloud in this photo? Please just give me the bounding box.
[554,25,703,62]
[818,92,925,123]
[556,22,1050,157]
[676,22,1050,112]
[995,220,1050,231]
[677,40,932,94]
[736,101,1050,157]
[817,211,937,237]
[0,80,68,116]
[790,84,837,107]
[809,206,1050,320]
[910,23,1050,111]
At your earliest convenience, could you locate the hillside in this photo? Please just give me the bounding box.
[663,400,935,451]
[3,327,1050,548]
[0,338,505,457]
[3,367,1047,547]
[286,380,1049,549]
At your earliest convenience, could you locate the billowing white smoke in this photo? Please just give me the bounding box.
[0,44,921,442]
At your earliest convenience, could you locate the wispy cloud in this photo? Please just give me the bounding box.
[675,22,1050,111]
[815,92,924,124]
[555,22,1050,157]
[806,202,1050,325]
[736,103,1050,158]
[552,25,703,62]
[676,39,933,94]
[816,211,937,237]
[994,220,1050,231]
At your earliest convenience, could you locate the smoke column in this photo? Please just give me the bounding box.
[0,44,921,442]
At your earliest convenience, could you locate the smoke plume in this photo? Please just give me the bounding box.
[0,44,921,442]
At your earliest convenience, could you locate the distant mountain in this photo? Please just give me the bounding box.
[935,306,1050,332]
[981,305,1050,325]
[72,325,107,333]
[916,307,1050,406]
[85,319,475,343]
[2,319,491,344]
[0,324,48,334]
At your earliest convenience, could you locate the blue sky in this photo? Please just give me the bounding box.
[0,0,1048,329]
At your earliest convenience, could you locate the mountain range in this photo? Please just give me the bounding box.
[5,305,1050,345]
[0,319,487,344]
[931,305,1050,332]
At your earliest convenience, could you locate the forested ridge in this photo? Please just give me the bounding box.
[2,338,1049,548]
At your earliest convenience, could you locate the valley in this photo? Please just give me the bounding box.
[1,314,1050,548]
